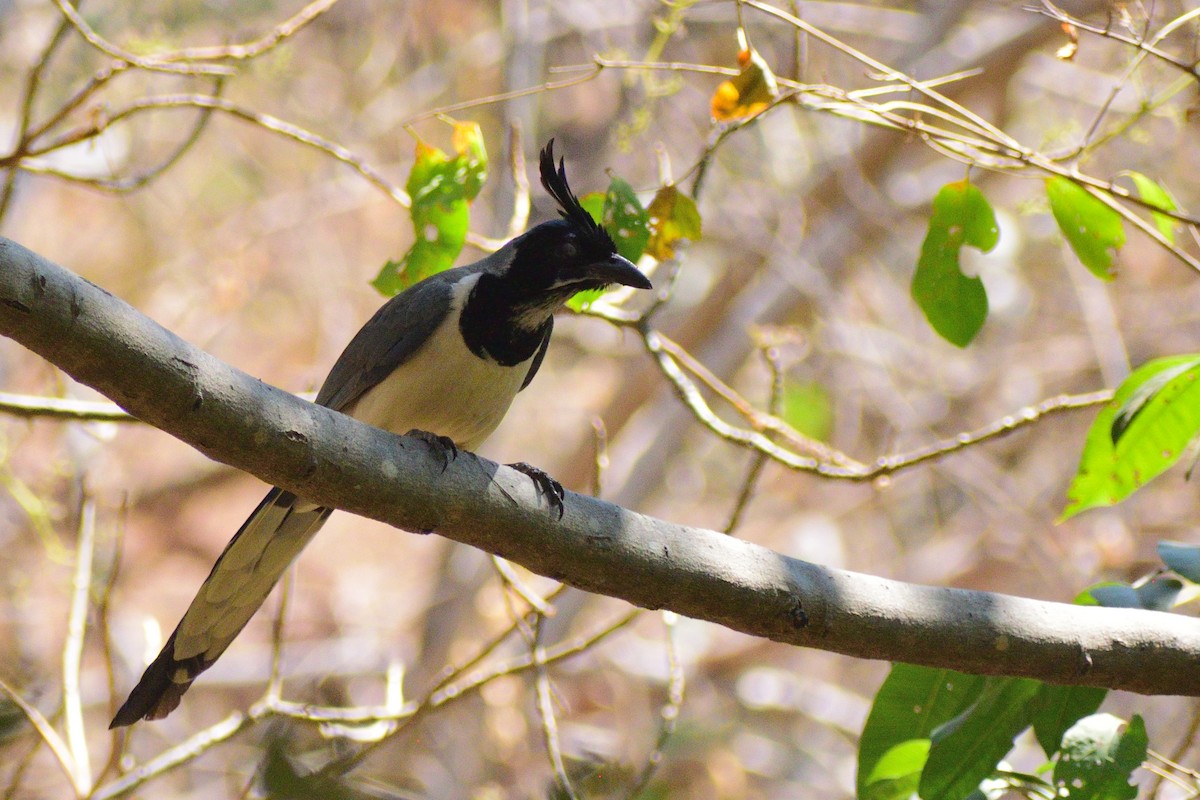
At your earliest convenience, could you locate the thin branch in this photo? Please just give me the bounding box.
[157,0,342,63]
[1031,2,1200,78]
[534,617,580,800]
[26,93,410,207]
[625,611,684,800]
[645,327,1115,481]
[50,0,235,76]
[95,498,127,788]
[92,713,251,800]
[506,123,531,240]
[62,495,96,795]
[0,675,82,797]
[0,392,134,422]
[493,557,556,617]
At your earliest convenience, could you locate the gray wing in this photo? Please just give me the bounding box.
[315,267,471,412]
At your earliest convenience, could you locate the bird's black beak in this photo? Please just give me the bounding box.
[585,254,653,290]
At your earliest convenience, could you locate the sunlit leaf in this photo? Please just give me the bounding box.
[920,678,1042,800]
[862,739,929,800]
[1061,354,1200,520]
[911,180,998,347]
[1045,177,1125,280]
[1053,714,1146,800]
[568,178,650,311]
[372,122,488,295]
[1128,171,1177,245]
[646,185,702,261]
[711,32,779,123]
[857,664,986,799]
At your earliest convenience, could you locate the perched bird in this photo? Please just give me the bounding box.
[111,141,652,727]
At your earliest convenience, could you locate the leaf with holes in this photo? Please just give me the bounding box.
[911,180,998,347]
[372,122,488,295]
[1053,714,1146,800]
[568,178,650,311]
[1045,177,1125,280]
[1062,354,1200,520]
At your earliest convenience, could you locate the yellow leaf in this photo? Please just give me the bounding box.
[711,47,778,122]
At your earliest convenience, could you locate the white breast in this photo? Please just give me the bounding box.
[341,273,532,451]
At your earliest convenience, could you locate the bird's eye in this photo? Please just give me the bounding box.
[560,240,578,259]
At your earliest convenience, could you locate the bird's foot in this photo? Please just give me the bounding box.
[406,429,458,472]
[508,462,565,519]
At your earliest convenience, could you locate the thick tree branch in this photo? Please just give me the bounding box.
[1,236,1198,696]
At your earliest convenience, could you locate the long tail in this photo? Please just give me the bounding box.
[110,488,332,727]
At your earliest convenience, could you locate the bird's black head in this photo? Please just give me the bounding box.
[462,142,652,366]
[494,141,652,303]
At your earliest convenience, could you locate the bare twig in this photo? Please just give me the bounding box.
[158,0,342,63]
[0,675,83,797]
[625,611,684,799]
[725,344,788,533]
[51,0,234,76]
[92,713,252,800]
[0,392,134,422]
[23,93,411,208]
[62,495,96,795]
[0,14,74,223]
[645,328,1114,481]
[534,617,580,800]
[1031,2,1200,78]
[492,556,556,617]
[506,124,531,240]
[96,498,127,786]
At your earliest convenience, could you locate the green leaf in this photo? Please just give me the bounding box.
[780,381,833,441]
[1045,177,1125,280]
[919,677,1042,800]
[372,123,488,296]
[1158,540,1200,582]
[911,180,998,347]
[1053,714,1146,800]
[861,739,929,800]
[1061,355,1200,520]
[1128,172,1177,245]
[646,185,702,261]
[567,179,650,311]
[602,177,651,263]
[1030,683,1107,758]
[857,664,987,799]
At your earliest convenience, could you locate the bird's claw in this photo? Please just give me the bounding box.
[508,462,565,519]
[406,429,458,472]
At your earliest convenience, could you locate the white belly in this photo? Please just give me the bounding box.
[341,276,531,451]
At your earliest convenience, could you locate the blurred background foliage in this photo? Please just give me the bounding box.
[1,0,1199,796]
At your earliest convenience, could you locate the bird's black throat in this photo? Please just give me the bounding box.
[460,272,556,366]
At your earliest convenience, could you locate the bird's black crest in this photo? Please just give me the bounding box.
[539,140,617,252]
